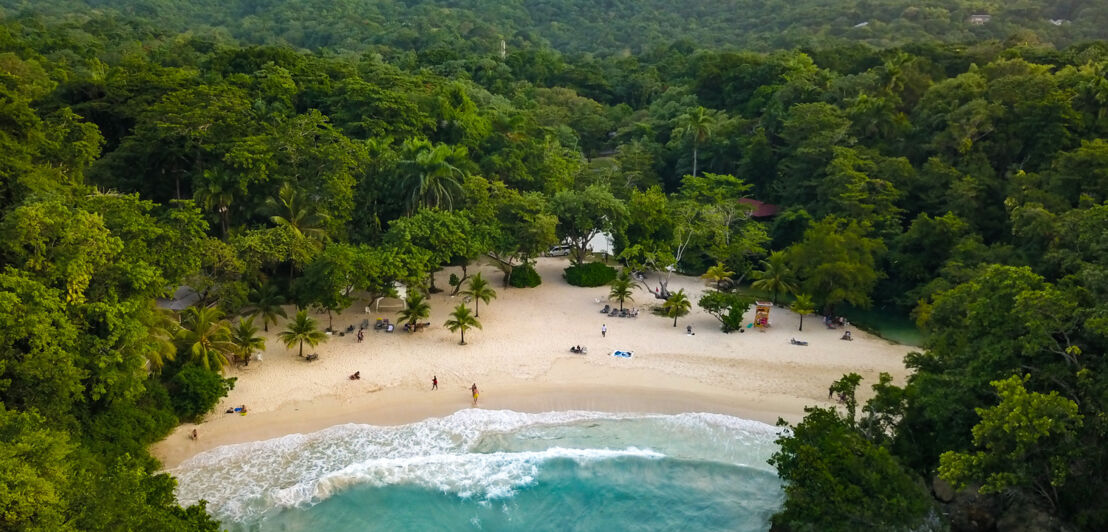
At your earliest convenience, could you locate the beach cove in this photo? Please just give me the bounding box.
[153,258,914,469]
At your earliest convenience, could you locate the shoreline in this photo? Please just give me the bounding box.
[152,258,914,470]
[156,362,812,469]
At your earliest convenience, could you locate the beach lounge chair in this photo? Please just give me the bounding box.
[305,353,319,361]
[789,338,808,346]
[600,304,610,313]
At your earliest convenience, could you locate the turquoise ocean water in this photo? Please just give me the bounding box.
[172,410,784,531]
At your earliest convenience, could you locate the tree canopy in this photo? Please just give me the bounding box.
[0,2,1107,529]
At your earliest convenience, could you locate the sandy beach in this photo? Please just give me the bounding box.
[153,257,915,469]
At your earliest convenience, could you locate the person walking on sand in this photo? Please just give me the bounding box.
[471,383,479,406]
[601,324,607,337]
[432,375,438,390]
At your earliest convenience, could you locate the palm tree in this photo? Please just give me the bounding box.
[791,294,816,332]
[177,306,236,372]
[701,262,735,291]
[750,251,797,305]
[143,303,179,372]
[196,173,235,239]
[460,273,497,318]
[243,283,288,332]
[608,269,638,311]
[444,303,481,345]
[662,289,692,327]
[397,291,432,328]
[678,106,715,177]
[266,182,329,241]
[278,310,327,357]
[400,139,466,214]
[230,316,266,366]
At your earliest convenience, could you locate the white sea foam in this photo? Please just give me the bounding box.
[172,410,778,523]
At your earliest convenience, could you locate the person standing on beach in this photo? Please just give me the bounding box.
[602,324,607,337]
[432,376,438,390]
[471,383,479,406]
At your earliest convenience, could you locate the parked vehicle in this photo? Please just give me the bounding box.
[546,244,572,257]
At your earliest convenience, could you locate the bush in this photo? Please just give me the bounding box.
[509,263,542,288]
[564,262,616,287]
[168,366,236,422]
[698,291,754,332]
[83,379,179,458]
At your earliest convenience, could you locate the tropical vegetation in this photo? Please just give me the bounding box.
[662,289,693,327]
[397,291,432,328]
[608,269,639,311]
[444,304,482,345]
[460,273,497,318]
[0,0,1106,529]
[278,311,328,358]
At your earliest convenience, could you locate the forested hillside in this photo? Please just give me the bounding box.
[3,0,1108,55]
[1,2,1106,531]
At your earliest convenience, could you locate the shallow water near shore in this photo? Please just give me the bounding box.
[172,410,784,531]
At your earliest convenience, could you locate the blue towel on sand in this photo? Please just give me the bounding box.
[612,350,633,358]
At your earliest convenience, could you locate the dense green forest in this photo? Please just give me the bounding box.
[1,1,1106,530]
[3,0,1108,55]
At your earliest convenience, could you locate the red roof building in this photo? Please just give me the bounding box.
[738,198,780,218]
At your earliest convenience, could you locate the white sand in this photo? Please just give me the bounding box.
[153,258,914,468]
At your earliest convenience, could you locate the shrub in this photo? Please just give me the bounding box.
[564,262,616,287]
[509,263,542,288]
[698,291,754,332]
[168,365,236,422]
[83,379,179,458]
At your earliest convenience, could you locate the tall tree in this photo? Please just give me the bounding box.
[444,303,481,345]
[769,406,931,530]
[550,184,628,265]
[243,283,287,332]
[296,244,360,330]
[142,303,179,372]
[788,217,884,315]
[176,307,235,373]
[230,317,265,366]
[460,273,497,318]
[676,106,716,177]
[386,208,480,292]
[483,184,558,287]
[265,183,329,242]
[398,139,467,214]
[278,310,327,358]
[751,251,797,305]
[939,375,1084,514]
